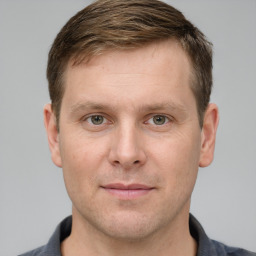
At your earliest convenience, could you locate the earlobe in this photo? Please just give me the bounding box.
[199,103,219,167]
[44,104,62,167]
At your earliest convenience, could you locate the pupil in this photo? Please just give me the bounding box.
[92,115,103,125]
[154,115,165,125]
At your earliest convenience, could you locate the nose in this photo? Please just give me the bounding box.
[108,124,147,169]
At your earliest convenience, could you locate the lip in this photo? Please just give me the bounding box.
[101,183,154,199]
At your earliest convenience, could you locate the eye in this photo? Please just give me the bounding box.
[87,115,106,125]
[148,115,169,125]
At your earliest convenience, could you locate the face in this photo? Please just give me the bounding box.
[45,40,218,240]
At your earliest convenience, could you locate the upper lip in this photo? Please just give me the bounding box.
[102,183,153,190]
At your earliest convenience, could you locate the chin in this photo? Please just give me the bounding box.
[94,211,163,241]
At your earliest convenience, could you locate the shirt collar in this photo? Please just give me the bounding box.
[42,214,219,256]
[189,214,219,256]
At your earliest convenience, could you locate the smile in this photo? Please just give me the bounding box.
[101,183,155,199]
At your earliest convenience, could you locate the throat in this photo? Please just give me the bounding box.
[61,222,198,256]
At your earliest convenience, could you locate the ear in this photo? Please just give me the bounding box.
[44,104,62,167]
[199,103,219,167]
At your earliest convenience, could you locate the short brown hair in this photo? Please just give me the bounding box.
[47,0,213,129]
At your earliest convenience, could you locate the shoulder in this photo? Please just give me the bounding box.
[212,240,256,256]
[18,245,46,256]
[189,214,256,256]
[18,216,72,256]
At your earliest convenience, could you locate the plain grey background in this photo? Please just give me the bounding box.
[0,1,255,255]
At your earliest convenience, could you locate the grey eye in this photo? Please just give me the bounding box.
[90,115,104,125]
[153,115,166,125]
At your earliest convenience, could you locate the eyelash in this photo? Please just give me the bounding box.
[85,115,109,125]
[83,114,172,127]
[146,115,171,126]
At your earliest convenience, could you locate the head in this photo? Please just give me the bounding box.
[47,0,213,130]
[44,0,219,245]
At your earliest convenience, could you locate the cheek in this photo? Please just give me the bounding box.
[59,134,110,196]
[60,130,109,167]
[149,131,201,190]
[150,130,201,167]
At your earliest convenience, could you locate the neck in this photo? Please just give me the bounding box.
[61,207,197,256]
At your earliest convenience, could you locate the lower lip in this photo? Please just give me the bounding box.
[102,188,153,199]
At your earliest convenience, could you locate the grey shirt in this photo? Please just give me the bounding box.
[19,214,256,256]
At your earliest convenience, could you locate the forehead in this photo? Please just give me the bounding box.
[62,40,195,111]
[69,39,191,76]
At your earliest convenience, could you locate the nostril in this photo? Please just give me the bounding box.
[134,160,140,164]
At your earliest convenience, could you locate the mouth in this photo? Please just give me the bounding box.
[100,183,155,199]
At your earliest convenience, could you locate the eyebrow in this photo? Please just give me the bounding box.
[69,101,187,115]
[138,102,187,113]
[69,102,118,115]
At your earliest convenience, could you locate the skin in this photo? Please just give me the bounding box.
[44,40,219,256]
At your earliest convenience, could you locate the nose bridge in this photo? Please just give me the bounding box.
[109,120,146,168]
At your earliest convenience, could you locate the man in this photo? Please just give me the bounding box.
[20,0,255,255]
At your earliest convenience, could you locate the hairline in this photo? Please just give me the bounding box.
[54,39,204,131]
